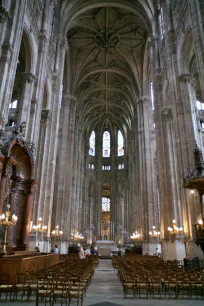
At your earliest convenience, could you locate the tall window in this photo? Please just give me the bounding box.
[118,130,124,156]
[150,82,154,110]
[103,130,110,157]
[159,6,164,39]
[89,131,95,156]
[102,197,110,212]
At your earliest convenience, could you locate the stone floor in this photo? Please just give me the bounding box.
[0,259,204,306]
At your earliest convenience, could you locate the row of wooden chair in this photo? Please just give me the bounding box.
[112,255,204,299]
[0,255,97,305]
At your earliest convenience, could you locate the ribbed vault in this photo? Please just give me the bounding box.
[65,2,153,132]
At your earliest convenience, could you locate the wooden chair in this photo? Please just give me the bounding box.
[0,274,13,301]
[52,279,68,306]
[136,275,150,299]
[36,279,53,306]
[149,274,162,299]
[13,273,30,301]
[123,273,136,297]
[163,274,177,299]
[67,276,85,306]
[28,272,39,297]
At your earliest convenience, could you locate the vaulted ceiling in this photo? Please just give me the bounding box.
[65,3,152,133]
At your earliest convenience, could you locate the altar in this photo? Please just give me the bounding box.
[96,240,118,258]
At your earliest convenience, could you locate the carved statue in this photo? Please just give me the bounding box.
[194,144,204,177]
[194,144,203,164]
[12,121,26,138]
[0,129,5,152]
[26,141,36,161]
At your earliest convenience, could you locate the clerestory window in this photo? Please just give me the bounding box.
[89,131,95,156]
[103,130,110,157]
[118,130,124,156]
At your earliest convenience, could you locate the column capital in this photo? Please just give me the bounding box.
[62,93,77,102]
[22,73,36,84]
[0,6,9,23]
[1,43,13,64]
[60,38,68,50]
[140,96,150,104]
[161,108,173,121]
[179,74,196,88]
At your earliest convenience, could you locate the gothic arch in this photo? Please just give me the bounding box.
[142,40,151,97]
[22,27,35,73]
[181,29,194,74]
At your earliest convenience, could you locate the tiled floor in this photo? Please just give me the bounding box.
[1,259,204,306]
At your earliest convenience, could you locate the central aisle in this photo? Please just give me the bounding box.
[83,259,123,305]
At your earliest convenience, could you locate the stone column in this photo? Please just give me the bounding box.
[71,128,81,231]
[118,191,124,244]
[137,99,149,252]
[140,96,158,254]
[95,133,102,240]
[52,94,77,243]
[130,119,142,235]
[36,38,67,252]
[32,109,50,224]
[160,108,185,260]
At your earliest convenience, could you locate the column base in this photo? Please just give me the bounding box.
[161,240,186,261]
[60,241,69,254]
[28,235,38,251]
[186,240,203,259]
[142,242,161,256]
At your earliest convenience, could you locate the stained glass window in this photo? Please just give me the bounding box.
[102,197,110,212]
[103,131,110,157]
[89,131,95,156]
[118,130,124,156]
